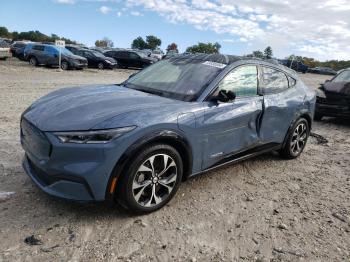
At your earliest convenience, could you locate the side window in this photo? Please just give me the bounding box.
[260,67,289,94]
[33,45,44,51]
[129,52,139,59]
[217,65,258,97]
[288,76,296,87]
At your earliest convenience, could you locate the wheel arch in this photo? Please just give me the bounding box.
[105,130,193,200]
[282,112,312,148]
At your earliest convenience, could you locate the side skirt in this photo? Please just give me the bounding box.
[189,143,282,178]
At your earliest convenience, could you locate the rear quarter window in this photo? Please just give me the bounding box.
[260,67,289,94]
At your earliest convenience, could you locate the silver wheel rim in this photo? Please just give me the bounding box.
[98,63,104,69]
[30,58,35,65]
[132,154,177,207]
[290,122,308,155]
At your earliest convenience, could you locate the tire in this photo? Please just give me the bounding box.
[314,113,323,121]
[29,56,38,66]
[280,118,310,159]
[116,144,183,213]
[61,60,69,70]
[97,62,104,69]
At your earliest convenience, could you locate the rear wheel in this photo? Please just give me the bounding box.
[61,60,69,70]
[116,144,183,213]
[29,56,38,66]
[280,118,310,159]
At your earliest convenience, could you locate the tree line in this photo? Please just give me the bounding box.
[0,26,77,44]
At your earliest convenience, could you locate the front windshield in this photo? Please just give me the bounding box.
[333,70,350,83]
[125,58,226,101]
[91,50,106,58]
[61,48,74,56]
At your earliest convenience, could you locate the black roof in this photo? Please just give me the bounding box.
[171,53,243,65]
[169,53,296,75]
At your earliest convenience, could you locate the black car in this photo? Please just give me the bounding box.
[309,67,337,75]
[278,59,308,73]
[72,49,117,69]
[104,50,156,69]
[315,68,350,120]
[26,44,88,70]
[10,41,29,60]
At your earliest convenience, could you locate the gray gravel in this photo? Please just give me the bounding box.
[0,59,349,261]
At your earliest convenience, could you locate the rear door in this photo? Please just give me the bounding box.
[32,45,45,63]
[258,66,301,144]
[44,46,58,66]
[200,65,263,169]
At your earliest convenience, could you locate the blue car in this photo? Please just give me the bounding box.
[21,54,316,213]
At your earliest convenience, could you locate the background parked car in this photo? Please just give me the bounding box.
[26,44,87,70]
[10,41,30,60]
[104,49,156,69]
[308,67,337,75]
[164,50,179,59]
[0,40,11,60]
[72,49,117,69]
[278,59,308,73]
[150,49,164,60]
[65,44,89,53]
[315,68,350,120]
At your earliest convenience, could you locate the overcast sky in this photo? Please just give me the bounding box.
[1,0,350,61]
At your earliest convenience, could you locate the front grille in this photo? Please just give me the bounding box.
[21,119,52,159]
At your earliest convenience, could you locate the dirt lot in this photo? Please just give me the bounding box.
[0,59,349,262]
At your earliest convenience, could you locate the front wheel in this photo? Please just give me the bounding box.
[97,62,104,69]
[280,118,310,159]
[116,144,183,213]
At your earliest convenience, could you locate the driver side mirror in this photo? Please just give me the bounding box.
[212,90,236,103]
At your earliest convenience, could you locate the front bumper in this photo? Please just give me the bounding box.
[316,101,350,117]
[20,119,129,202]
[23,155,95,202]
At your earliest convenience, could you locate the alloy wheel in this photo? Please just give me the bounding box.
[290,122,308,155]
[132,154,177,207]
[98,62,104,69]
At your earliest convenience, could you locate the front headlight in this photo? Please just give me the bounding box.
[54,126,136,144]
[105,60,112,64]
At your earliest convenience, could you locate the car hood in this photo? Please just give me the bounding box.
[23,85,183,132]
[324,81,350,95]
[65,54,87,61]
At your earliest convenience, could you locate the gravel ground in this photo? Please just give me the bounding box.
[0,59,349,262]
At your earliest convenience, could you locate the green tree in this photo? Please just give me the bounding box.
[146,35,161,50]
[264,46,273,59]
[131,36,148,49]
[0,26,11,38]
[95,37,114,48]
[131,35,162,50]
[252,50,264,58]
[166,43,179,53]
[186,42,221,54]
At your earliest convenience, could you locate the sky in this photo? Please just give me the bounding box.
[1,0,350,61]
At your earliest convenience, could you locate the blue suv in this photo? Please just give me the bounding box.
[25,44,87,70]
[21,54,316,213]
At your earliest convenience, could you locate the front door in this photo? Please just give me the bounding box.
[200,65,263,169]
